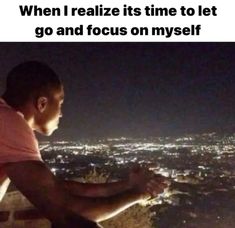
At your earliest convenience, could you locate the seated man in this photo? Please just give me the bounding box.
[0,61,167,227]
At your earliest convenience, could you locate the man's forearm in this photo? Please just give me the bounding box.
[66,188,149,222]
[63,179,131,197]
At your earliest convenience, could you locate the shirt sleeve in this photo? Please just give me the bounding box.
[0,108,43,164]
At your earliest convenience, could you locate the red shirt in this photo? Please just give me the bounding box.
[0,98,42,199]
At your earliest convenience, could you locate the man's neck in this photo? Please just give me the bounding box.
[17,106,36,130]
[2,97,36,130]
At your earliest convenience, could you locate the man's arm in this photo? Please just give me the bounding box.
[3,161,99,227]
[62,166,167,198]
[63,179,131,197]
[3,161,160,223]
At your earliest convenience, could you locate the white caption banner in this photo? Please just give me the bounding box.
[0,0,234,41]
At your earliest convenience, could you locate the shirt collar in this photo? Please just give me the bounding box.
[0,98,6,105]
[0,97,25,118]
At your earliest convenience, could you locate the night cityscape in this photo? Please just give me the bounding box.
[0,43,235,227]
[41,132,235,227]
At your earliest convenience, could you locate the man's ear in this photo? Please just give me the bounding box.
[36,97,48,113]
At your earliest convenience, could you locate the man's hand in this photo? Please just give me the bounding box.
[128,165,168,202]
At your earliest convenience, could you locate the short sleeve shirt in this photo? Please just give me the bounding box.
[0,98,42,197]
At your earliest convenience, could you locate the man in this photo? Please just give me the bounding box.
[0,61,167,227]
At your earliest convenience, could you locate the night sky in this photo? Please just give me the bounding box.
[0,43,235,140]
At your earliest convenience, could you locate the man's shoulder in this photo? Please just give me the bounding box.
[0,100,36,150]
[0,103,41,163]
